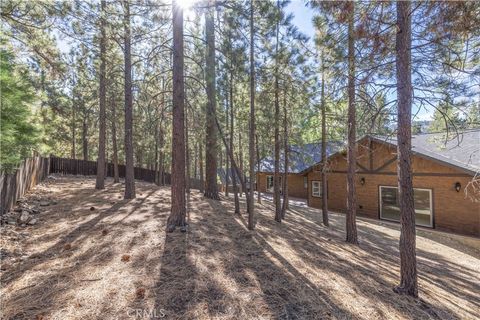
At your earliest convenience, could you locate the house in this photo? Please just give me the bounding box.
[256,142,343,199]
[302,129,480,237]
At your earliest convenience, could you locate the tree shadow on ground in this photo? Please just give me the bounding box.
[0,180,160,319]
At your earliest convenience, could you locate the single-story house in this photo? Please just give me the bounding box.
[256,142,343,199]
[301,129,480,237]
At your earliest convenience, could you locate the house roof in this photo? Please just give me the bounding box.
[257,142,344,174]
[370,129,480,175]
[302,129,480,176]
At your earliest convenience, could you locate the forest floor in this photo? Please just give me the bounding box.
[1,175,479,320]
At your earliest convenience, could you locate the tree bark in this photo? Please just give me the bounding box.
[186,97,190,194]
[273,3,281,222]
[71,97,76,159]
[82,114,88,161]
[247,0,256,230]
[204,0,219,200]
[167,0,186,232]
[199,137,204,193]
[321,51,329,226]
[346,1,358,244]
[256,133,261,204]
[238,131,243,197]
[281,88,288,218]
[225,92,229,197]
[394,0,418,298]
[123,0,135,199]
[95,0,107,190]
[230,71,240,214]
[110,95,119,183]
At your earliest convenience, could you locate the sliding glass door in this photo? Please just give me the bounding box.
[379,186,433,227]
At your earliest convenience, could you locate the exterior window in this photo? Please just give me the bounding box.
[312,181,322,197]
[379,186,433,227]
[266,175,282,193]
[304,177,308,189]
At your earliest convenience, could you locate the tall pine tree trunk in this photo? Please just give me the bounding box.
[82,114,88,161]
[167,0,186,232]
[111,96,119,183]
[158,128,164,186]
[95,0,107,190]
[238,131,243,197]
[321,51,329,226]
[346,1,358,244]
[273,4,281,222]
[186,100,191,194]
[256,133,261,204]
[225,94,229,197]
[123,0,135,199]
[230,71,240,214]
[247,0,256,230]
[394,0,417,297]
[281,88,288,217]
[154,120,159,185]
[199,138,204,193]
[71,98,76,159]
[204,0,219,200]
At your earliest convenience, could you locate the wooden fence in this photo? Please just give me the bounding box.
[49,157,172,184]
[0,156,50,215]
[0,156,215,215]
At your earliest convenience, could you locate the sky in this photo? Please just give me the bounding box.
[55,0,436,122]
[285,1,435,122]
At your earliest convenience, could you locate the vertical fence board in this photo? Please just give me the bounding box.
[2,155,179,215]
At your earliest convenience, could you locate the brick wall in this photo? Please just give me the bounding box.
[307,139,480,237]
[256,172,308,199]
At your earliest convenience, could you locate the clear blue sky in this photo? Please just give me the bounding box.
[286,0,315,41]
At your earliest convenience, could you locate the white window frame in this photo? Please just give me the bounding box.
[379,185,433,228]
[266,175,282,193]
[312,181,322,197]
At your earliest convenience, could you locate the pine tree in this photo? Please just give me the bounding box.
[167,0,186,233]
[394,0,417,298]
[123,0,135,199]
[95,0,107,190]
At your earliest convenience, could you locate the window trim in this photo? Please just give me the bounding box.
[378,185,433,228]
[266,174,282,193]
[311,180,322,198]
[303,176,308,189]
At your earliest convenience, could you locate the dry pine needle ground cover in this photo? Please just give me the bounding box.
[0,176,479,320]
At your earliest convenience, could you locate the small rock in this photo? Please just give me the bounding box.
[51,200,58,205]
[18,211,30,223]
[7,219,17,225]
[28,218,38,225]
[39,201,50,207]
[31,207,40,214]
[90,207,95,211]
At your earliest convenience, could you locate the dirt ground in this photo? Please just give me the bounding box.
[1,175,479,320]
